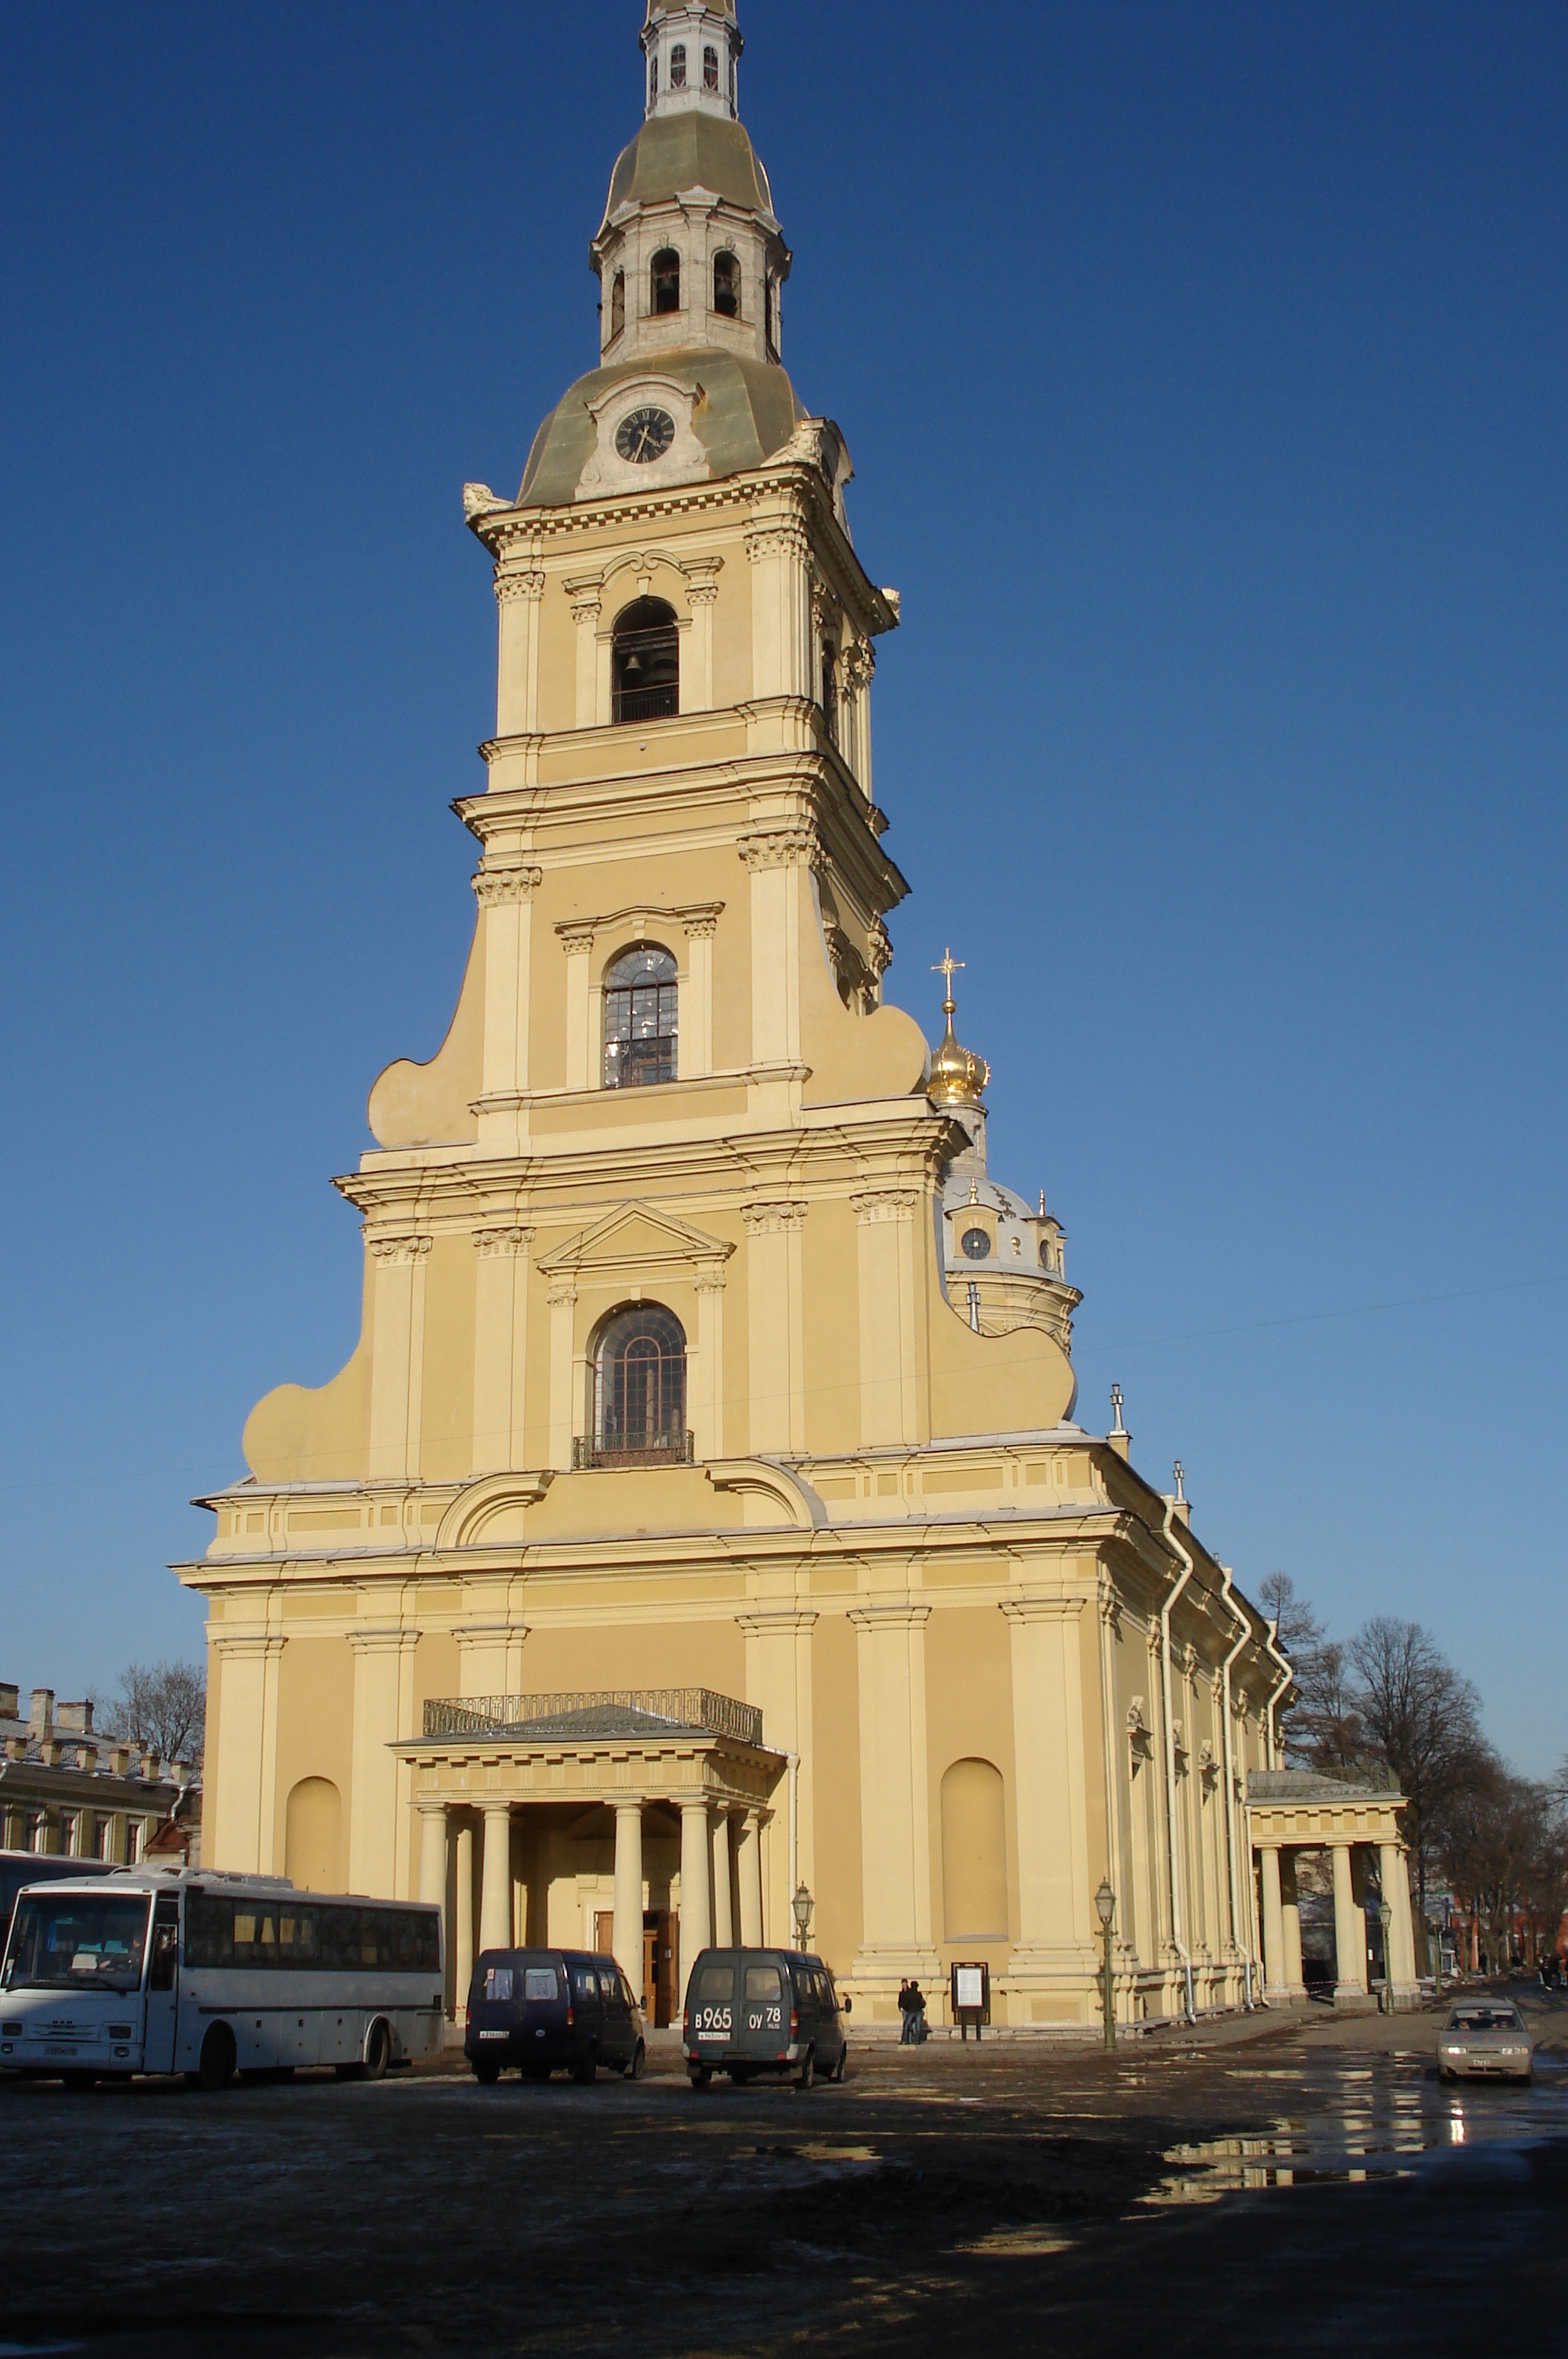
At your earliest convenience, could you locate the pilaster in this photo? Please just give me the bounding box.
[741,1201,807,1452]
[368,1235,431,1482]
[851,1190,920,1445]
[999,1591,1097,2008]
[472,1226,535,1474]
[847,1602,939,1998]
[348,1625,419,1901]
[494,566,545,736]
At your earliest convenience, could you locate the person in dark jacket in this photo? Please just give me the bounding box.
[899,1979,927,2044]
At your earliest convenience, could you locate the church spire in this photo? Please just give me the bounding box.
[642,1,743,123]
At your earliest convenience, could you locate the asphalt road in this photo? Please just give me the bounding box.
[3,1986,1564,2357]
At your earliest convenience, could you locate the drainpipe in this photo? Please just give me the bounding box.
[787,1751,799,1907]
[1217,1567,1256,2009]
[1263,1623,1293,1772]
[1159,1493,1197,2025]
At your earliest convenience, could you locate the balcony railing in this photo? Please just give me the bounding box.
[611,683,679,725]
[422,1689,764,1748]
[572,1429,694,1471]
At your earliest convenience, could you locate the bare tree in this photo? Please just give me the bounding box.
[1256,1575,1366,1772]
[1442,1758,1560,1972]
[1350,1617,1483,1949]
[93,1660,206,1771]
[1258,1571,1321,1662]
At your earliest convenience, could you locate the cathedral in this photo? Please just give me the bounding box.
[183,0,1290,2031]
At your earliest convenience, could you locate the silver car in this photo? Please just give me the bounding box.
[1437,2000,1534,2083]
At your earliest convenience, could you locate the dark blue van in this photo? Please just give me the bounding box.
[464,1949,644,2086]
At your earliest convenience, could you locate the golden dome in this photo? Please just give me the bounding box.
[927,951,990,1107]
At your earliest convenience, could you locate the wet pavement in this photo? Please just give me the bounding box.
[3,1985,1563,2356]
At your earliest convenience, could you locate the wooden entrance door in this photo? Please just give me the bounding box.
[594,1911,615,1956]
[643,1909,677,2026]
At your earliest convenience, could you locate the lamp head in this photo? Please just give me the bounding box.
[1094,1876,1116,1931]
[792,1882,813,1943]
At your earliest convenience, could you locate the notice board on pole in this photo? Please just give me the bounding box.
[951,1959,990,2035]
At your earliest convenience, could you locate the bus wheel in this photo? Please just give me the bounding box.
[363,2021,390,2083]
[198,2024,236,2093]
[61,2070,97,2094]
[474,2060,501,2088]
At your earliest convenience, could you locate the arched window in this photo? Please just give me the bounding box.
[603,942,678,1088]
[609,269,626,343]
[651,247,682,315]
[941,1759,1008,1938]
[764,274,777,356]
[649,54,658,105]
[611,596,679,725]
[713,251,740,319]
[704,44,720,90]
[821,637,838,743]
[592,1303,689,1463]
[669,42,687,88]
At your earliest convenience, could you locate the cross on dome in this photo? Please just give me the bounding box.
[926,950,990,1107]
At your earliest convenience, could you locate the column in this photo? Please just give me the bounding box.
[710,1807,735,1949]
[744,517,810,700]
[613,1802,644,1993]
[567,581,601,726]
[454,1817,475,2021]
[494,567,544,737]
[738,1809,765,1946]
[738,1611,816,1942]
[559,923,596,1091]
[474,862,543,1106]
[472,1227,534,1475]
[686,564,721,708]
[547,1283,579,1471]
[348,1629,417,1899]
[692,1272,725,1460]
[852,1191,920,1447]
[848,1603,940,1991]
[678,1799,712,2010]
[1260,1843,1287,2001]
[741,1201,807,1453]
[681,914,717,1077]
[1380,1840,1420,2007]
[1282,1850,1306,1997]
[368,1236,431,1481]
[207,1634,285,1873]
[739,834,807,1072]
[1332,1841,1368,2003]
[480,1803,513,1955]
[1000,1594,1096,1985]
[417,1803,448,1907]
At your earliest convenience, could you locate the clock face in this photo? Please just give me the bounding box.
[615,406,676,464]
[960,1227,992,1261]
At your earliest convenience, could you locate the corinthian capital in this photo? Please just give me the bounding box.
[849,1190,919,1224]
[494,570,545,606]
[473,1226,534,1260]
[369,1235,432,1267]
[472,864,543,907]
[738,829,819,873]
[740,1200,808,1235]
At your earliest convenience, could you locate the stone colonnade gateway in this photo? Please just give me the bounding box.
[1246,1771,1421,2011]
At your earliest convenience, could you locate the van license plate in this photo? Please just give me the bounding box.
[477,2031,508,2042]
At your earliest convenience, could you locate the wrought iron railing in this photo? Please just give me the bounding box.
[611,683,679,725]
[422,1689,763,1747]
[572,1429,694,1470]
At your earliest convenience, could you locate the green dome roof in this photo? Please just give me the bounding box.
[517,347,804,508]
[603,112,774,225]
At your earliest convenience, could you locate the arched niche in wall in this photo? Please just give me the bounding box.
[285,1775,343,1894]
[940,1758,1008,1939]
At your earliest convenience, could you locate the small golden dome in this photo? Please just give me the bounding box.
[927,950,990,1107]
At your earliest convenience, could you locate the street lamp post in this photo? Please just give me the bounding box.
[792,1882,814,1949]
[1379,1899,1394,2016]
[1094,1877,1117,2050]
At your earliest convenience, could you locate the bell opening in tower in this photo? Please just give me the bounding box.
[611,598,680,724]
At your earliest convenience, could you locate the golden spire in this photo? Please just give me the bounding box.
[927,948,990,1107]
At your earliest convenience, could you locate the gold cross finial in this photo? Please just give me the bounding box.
[931,947,963,1014]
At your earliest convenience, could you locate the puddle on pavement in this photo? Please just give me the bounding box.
[1149,2062,1568,2203]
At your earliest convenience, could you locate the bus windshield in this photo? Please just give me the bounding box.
[3,1892,151,1995]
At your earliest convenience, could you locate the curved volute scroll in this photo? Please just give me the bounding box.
[435,1471,556,1553]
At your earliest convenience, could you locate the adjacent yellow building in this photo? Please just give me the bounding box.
[180,0,1292,2031]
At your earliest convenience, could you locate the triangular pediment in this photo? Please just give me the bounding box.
[535,1200,735,1279]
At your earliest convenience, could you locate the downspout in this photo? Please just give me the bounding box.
[1159,1495,1197,2025]
[1217,1567,1256,2009]
[787,1751,799,1912]
[1263,1623,1293,1772]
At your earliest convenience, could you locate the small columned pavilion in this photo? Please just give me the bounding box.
[1246,1769,1421,2012]
[396,1690,785,2022]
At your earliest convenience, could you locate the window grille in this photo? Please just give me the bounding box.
[591,1304,689,1463]
[611,597,679,724]
[603,943,678,1088]
[610,270,626,342]
[669,43,687,87]
[704,44,720,90]
[713,251,740,318]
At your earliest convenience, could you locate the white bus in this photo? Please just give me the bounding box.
[0,1866,444,2091]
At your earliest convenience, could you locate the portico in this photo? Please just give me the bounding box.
[397,1689,782,2020]
[1247,1770,1421,2013]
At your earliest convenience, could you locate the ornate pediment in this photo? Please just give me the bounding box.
[534,1199,734,1283]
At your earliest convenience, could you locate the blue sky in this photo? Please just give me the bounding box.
[1,3,1562,1773]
